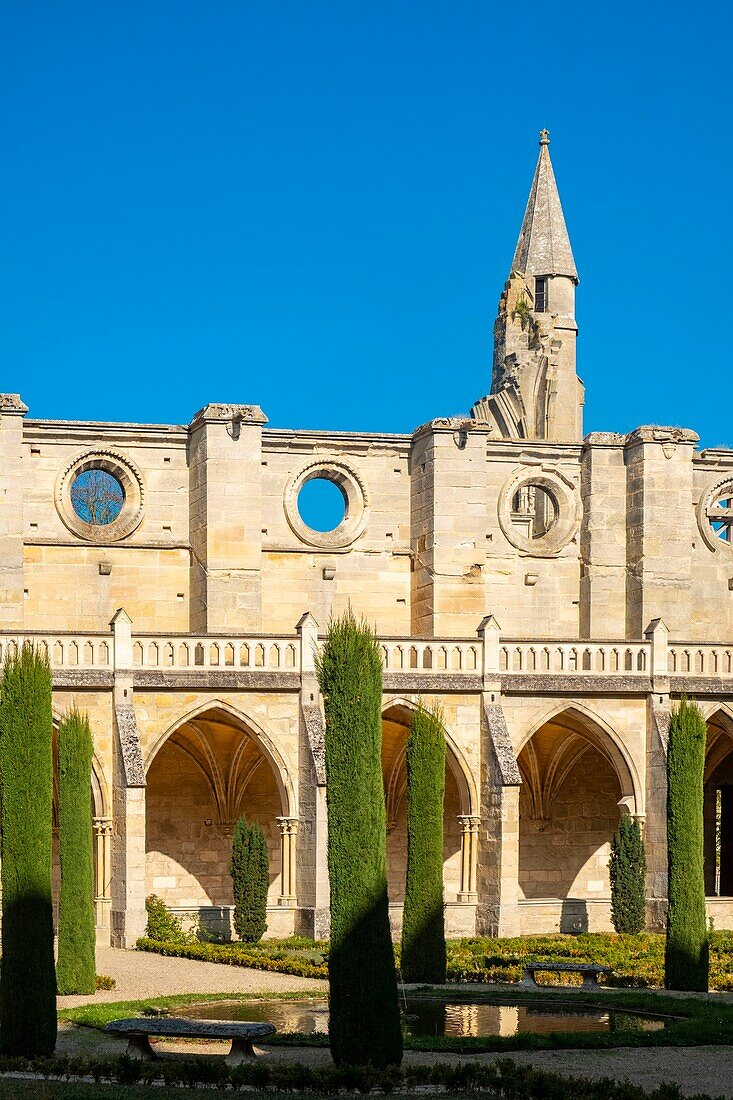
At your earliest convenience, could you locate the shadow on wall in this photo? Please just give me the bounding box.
[560,898,589,934]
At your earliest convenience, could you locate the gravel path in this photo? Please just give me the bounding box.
[58,947,327,1008]
[56,951,733,1097]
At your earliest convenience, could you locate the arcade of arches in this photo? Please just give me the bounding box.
[140,703,480,938]
[48,701,733,944]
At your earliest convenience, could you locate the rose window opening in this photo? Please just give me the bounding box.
[708,489,733,545]
[70,468,125,525]
[510,483,559,541]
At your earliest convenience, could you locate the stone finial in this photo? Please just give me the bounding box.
[539,128,550,146]
[0,394,29,414]
[188,403,268,430]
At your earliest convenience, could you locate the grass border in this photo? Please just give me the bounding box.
[61,983,733,1055]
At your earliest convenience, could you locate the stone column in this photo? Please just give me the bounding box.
[296,612,330,938]
[457,815,480,901]
[277,817,299,905]
[93,816,113,941]
[110,609,148,948]
[476,646,522,938]
[720,786,733,897]
[0,394,27,630]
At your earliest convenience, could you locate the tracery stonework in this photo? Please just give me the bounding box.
[3,132,733,946]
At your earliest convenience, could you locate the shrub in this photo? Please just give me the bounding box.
[94,975,116,991]
[136,937,328,978]
[0,642,57,1055]
[56,709,96,995]
[609,815,646,934]
[665,698,709,991]
[144,894,189,944]
[316,610,403,1068]
[401,702,447,983]
[230,816,269,943]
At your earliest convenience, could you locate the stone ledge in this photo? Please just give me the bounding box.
[52,670,115,689]
[501,674,653,694]
[132,670,300,691]
[383,673,483,692]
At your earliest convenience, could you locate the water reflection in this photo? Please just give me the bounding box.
[183,997,669,1038]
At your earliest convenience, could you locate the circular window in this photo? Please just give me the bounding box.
[297,477,347,532]
[498,467,580,557]
[56,451,145,542]
[697,476,733,552]
[284,460,369,549]
[70,468,125,525]
[510,484,558,540]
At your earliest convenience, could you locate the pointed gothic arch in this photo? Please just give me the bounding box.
[146,697,295,817]
[517,702,642,816]
[381,697,478,818]
[144,698,297,927]
[516,702,639,917]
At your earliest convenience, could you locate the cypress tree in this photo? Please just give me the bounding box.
[401,702,446,983]
[230,816,269,943]
[609,815,646,934]
[56,709,96,995]
[316,611,403,1068]
[0,643,57,1055]
[665,697,709,991]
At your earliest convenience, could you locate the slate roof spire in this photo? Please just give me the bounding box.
[511,130,578,283]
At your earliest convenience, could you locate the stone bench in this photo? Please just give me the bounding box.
[520,962,612,989]
[104,1017,276,1064]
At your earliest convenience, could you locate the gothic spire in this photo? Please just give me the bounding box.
[511,130,578,283]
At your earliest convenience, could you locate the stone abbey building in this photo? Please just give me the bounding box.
[2,132,733,947]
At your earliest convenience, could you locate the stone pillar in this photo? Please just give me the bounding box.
[93,816,113,942]
[476,688,522,938]
[277,817,298,905]
[645,694,670,929]
[296,613,330,938]
[110,609,148,948]
[188,403,267,633]
[409,419,492,636]
[720,786,733,897]
[579,433,627,639]
[0,394,27,630]
[624,427,698,638]
[457,815,480,901]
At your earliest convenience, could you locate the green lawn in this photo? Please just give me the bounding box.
[61,983,733,1055]
[138,930,733,991]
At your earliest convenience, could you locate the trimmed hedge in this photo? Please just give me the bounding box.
[316,610,403,1068]
[666,698,709,992]
[56,709,96,995]
[609,815,646,934]
[0,1052,724,1098]
[0,642,57,1056]
[138,930,733,991]
[401,702,446,983]
[230,815,269,943]
[136,936,328,978]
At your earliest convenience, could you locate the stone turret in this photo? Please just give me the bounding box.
[472,131,583,442]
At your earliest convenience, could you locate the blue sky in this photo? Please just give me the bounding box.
[1,2,731,444]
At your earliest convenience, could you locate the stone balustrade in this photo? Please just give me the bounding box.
[0,619,731,685]
[498,640,650,675]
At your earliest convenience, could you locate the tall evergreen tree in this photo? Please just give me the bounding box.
[56,709,96,994]
[0,643,57,1055]
[609,815,646,934]
[401,702,446,983]
[316,611,403,1068]
[230,816,269,943]
[665,697,709,991]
